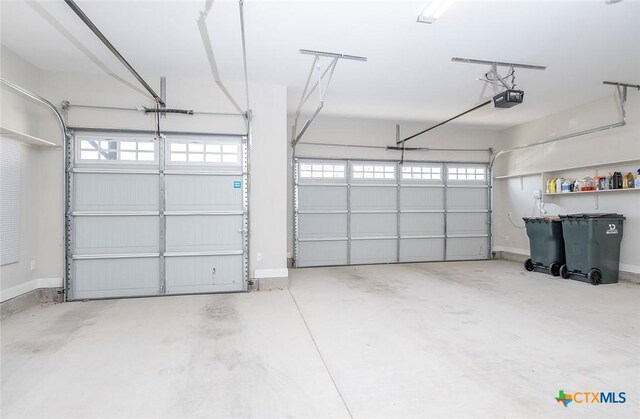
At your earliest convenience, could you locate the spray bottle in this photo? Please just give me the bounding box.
[635,169,640,189]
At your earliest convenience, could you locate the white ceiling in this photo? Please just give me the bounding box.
[1,0,639,128]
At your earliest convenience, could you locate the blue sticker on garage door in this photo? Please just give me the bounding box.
[234,181,242,189]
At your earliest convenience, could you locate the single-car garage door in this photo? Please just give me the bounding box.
[294,158,489,267]
[67,131,248,300]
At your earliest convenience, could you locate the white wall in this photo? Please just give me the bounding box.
[0,46,50,141]
[1,45,64,300]
[287,114,505,259]
[493,93,640,273]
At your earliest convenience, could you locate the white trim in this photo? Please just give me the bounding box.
[493,246,529,256]
[0,277,63,302]
[494,247,640,275]
[619,264,640,275]
[253,268,289,279]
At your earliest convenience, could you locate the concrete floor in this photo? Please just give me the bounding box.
[1,260,639,418]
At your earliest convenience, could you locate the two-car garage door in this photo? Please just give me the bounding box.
[67,132,247,300]
[294,159,489,267]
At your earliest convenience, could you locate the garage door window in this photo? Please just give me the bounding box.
[353,164,395,179]
[401,165,441,180]
[78,138,156,162]
[299,163,345,179]
[448,166,485,181]
[169,141,239,164]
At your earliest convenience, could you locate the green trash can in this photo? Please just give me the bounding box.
[558,213,625,285]
[522,217,566,276]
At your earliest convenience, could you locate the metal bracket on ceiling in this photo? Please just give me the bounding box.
[197,0,250,118]
[603,81,640,91]
[452,57,546,99]
[160,77,167,119]
[291,49,367,147]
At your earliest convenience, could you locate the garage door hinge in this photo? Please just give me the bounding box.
[57,289,66,295]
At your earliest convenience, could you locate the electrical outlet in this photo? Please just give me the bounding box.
[257,253,262,261]
[30,260,36,271]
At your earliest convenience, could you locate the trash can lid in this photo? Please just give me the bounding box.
[559,213,625,219]
[523,216,561,222]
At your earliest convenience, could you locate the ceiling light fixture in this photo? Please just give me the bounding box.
[417,0,455,24]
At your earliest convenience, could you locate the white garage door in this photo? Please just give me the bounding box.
[67,132,247,300]
[294,159,489,267]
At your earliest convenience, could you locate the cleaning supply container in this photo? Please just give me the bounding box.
[558,214,625,285]
[523,217,566,276]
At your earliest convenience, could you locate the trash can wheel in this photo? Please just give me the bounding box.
[588,268,602,286]
[549,262,561,277]
[560,264,571,279]
[524,259,534,272]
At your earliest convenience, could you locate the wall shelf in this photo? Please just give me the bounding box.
[0,127,58,148]
[493,158,640,180]
[544,188,640,197]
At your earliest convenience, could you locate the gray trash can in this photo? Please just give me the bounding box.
[523,217,566,276]
[558,213,625,285]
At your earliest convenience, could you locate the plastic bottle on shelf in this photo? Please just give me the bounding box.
[636,169,640,189]
[599,176,607,190]
[623,172,634,189]
[613,172,623,189]
[583,176,596,191]
[557,177,564,193]
[607,173,613,190]
[562,178,573,193]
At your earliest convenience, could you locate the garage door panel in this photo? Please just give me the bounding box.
[447,237,488,260]
[447,188,488,211]
[351,239,396,264]
[399,187,444,211]
[351,186,396,211]
[166,215,243,253]
[165,255,243,294]
[298,186,347,211]
[73,258,159,299]
[447,212,488,236]
[297,241,348,267]
[74,216,159,255]
[400,238,444,262]
[165,175,243,211]
[298,214,347,240]
[400,213,444,236]
[74,173,159,211]
[70,134,247,300]
[295,159,490,267]
[351,213,397,238]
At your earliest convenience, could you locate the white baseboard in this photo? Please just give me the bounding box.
[619,264,640,275]
[494,247,640,275]
[252,268,289,279]
[0,277,63,303]
[493,246,529,256]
